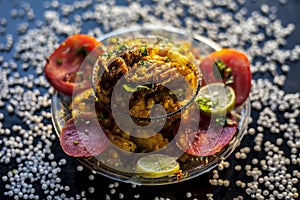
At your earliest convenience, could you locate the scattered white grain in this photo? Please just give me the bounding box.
[1,0,300,199]
[186,192,192,198]
[110,189,116,195]
[88,187,95,194]
[76,165,83,172]
[119,193,124,199]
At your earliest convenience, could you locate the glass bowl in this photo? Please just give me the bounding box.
[51,25,251,185]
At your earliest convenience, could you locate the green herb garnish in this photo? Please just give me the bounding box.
[122,84,152,93]
[76,45,89,55]
[138,60,150,67]
[215,116,236,126]
[118,43,128,51]
[56,58,62,65]
[196,97,211,111]
[215,117,226,126]
[226,117,236,125]
[97,114,105,121]
[101,52,112,58]
[139,45,148,56]
[213,60,233,85]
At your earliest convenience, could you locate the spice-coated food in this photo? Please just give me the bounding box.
[45,34,251,178]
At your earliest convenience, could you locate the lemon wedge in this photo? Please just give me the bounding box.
[196,83,236,116]
[136,154,180,178]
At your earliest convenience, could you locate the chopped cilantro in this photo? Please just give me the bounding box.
[226,117,236,125]
[213,60,233,85]
[139,45,148,56]
[56,58,62,65]
[215,116,236,126]
[101,52,112,58]
[97,114,105,121]
[122,84,151,93]
[138,60,150,66]
[118,43,128,51]
[196,97,211,111]
[215,117,226,126]
[76,45,89,55]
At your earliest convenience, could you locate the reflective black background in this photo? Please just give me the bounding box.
[0,0,299,200]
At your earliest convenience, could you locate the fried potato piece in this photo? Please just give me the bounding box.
[109,134,137,152]
[132,133,169,152]
[70,88,97,117]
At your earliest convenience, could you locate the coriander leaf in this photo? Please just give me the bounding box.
[122,84,151,93]
[213,60,234,85]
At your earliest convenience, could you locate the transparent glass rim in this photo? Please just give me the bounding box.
[97,25,222,51]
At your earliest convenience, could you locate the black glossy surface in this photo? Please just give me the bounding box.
[0,0,299,200]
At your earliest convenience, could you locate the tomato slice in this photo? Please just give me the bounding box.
[44,34,103,96]
[199,48,251,107]
[60,114,110,157]
[176,116,238,156]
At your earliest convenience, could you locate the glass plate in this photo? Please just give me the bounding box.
[51,25,251,185]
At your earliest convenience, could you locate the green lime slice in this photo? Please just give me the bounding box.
[196,83,236,116]
[136,154,180,178]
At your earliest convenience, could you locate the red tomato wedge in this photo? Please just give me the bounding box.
[44,34,103,96]
[176,116,238,157]
[199,48,251,107]
[60,114,110,157]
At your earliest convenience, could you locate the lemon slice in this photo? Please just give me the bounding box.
[136,154,180,178]
[196,83,236,116]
